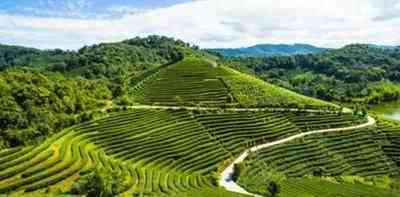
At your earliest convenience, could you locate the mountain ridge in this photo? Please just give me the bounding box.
[209,43,328,57]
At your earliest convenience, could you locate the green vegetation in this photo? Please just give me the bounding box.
[237,118,400,196]
[0,44,70,71]
[131,57,336,109]
[69,168,130,197]
[0,108,365,196]
[1,36,399,197]
[221,66,336,108]
[0,68,111,148]
[222,44,400,104]
[131,58,232,106]
[0,36,200,148]
[278,177,400,197]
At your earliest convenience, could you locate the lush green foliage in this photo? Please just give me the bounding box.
[0,68,112,148]
[0,108,364,196]
[222,44,400,104]
[131,57,336,109]
[0,44,70,71]
[2,37,398,197]
[52,35,189,81]
[131,58,233,106]
[69,168,130,197]
[237,119,400,196]
[0,36,198,148]
[221,66,336,109]
[277,177,400,197]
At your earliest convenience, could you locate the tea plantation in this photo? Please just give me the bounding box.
[0,57,396,197]
[237,119,400,197]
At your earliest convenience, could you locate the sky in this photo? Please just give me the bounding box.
[0,0,399,49]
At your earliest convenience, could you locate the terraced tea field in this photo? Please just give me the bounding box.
[131,58,336,109]
[278,177,400,197]
[237,119,400,196]
[0,107,367,196]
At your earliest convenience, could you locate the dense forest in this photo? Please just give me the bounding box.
[0,36,197,148]
[219,44,400,104]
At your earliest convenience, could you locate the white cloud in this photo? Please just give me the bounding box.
[0,0,399,49]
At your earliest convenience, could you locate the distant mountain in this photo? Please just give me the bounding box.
[209,44,328,57]
[367,44,399,50]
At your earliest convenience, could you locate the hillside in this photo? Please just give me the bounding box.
[0,44,70,71]
[0,107,370,196]
[0,36,203,148]
[222,44,400,104]
[236,118,400,197]
[209,44,327,57]
[130,57,336,109]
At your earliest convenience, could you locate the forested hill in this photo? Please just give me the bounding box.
[222,44,400,104]
[209,43,327,57]
[0,36,202,148]
[0,44,70,71]
[0,36,195,78]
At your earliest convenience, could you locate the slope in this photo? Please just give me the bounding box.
[236,118,400,197]
[130,57,337,109]
[223,44,400,104]
[0,107,367,196]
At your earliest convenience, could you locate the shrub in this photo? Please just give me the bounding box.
[68,168,130,197]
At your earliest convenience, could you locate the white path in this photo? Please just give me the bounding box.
[219,116,376,197]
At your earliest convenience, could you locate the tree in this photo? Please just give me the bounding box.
[361,106,368,117]
[69,168,130,197]
[267,181,280,197]
[232,163,245,182]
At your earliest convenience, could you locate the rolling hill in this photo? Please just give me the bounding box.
[130,57,336,109]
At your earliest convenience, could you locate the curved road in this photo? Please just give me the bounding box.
[219,116,376,197]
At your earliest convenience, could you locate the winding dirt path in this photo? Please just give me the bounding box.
[219,116,376,197]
